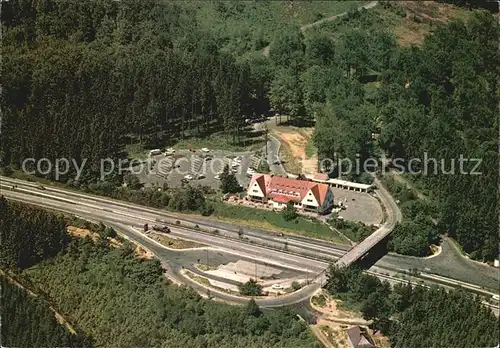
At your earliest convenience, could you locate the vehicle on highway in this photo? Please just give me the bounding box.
[37,184,45,190]
[152,225,170,233]
[143,223,149,232]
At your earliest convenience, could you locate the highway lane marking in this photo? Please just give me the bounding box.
[4,184,498,298]
[3,178,353,254]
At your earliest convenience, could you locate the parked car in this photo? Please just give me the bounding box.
[149,149,162,156]
[196,174,206,179]
[165,148,175,155]
[201,147,210,153]
[214,174,221,180]
[184,174,193,180]
[271,284,284,290]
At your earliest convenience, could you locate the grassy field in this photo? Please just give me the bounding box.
[124,143,148,160]
[213,202,348,244]
[305,136,317,159]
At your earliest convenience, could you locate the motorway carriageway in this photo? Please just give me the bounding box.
[1,177,499,307]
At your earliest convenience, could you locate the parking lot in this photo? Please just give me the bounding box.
[332,187,383,226]
[137,149,261,189]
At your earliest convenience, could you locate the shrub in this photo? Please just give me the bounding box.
[238,279,263,296]
[291,281,302,291]
[282,202,298,221]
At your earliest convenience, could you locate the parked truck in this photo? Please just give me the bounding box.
[152,224,170,233]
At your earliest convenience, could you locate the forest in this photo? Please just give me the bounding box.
[325,265,500,348]
[0,199,320,347]
[0,196,68,270]
[1,0,498,261]
[1,275,92,348]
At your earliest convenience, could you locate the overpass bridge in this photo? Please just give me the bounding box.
[335,177,402,268]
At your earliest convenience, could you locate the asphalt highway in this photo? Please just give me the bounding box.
[1,177,498,312]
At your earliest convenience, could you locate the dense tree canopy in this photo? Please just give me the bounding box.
[23,238,319,347]
[1,200,320,347]
[1,0,265,181]
[1,276,93,348]
[1,0,497,262]
[325,265,499,348]
[378,12,499,260]
[0,197,68,270]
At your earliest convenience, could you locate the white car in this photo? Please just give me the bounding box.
[149,149,162,156]
[184,174,193,180]
[165,148,175,155]
[271,284,284,290]
[214,174,221,180]
[201,147,210,153]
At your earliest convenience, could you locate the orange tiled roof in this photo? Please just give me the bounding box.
[249,174,330,205]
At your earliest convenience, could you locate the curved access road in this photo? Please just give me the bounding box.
[1,176,499,295]
[335,176,402,267]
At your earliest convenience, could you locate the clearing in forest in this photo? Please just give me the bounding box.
[272,127,317,174]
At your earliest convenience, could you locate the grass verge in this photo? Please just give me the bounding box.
[148,233,206,249]
[305,137,316,159]
[213,202,348,244]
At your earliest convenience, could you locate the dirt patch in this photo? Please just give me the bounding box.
[314,295,364,322]
[273,127,317,174]
[134,245,154,260]
[67,226,96,241]
[310,291,391,347]
[389,1,470,46]
[313,320,350,348]
[68,226,153,259]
